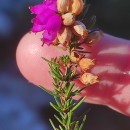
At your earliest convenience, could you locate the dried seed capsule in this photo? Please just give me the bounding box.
[70,51,80,63]
[57,27,72,44]
[72,21,88,38]
[70,0,84,15]
[62,13,75,26]
[80,73,98,85]
[57,0,70,14]
[79,58,95,70]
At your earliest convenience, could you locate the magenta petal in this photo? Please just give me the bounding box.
[30,0,62,45]
[44,0,57,12]
[31,24,44,32]
[46,15,62,32]
[42,30,56,45]
[30,4,46,14]
[36,9,55,24]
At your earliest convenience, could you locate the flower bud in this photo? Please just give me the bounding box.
[72,21,88,38]
[62,13,75,26]
[79,58,95,70]
[57,0,70,14]
[80,73,98,85]
[70,51,80,63]
[70,0,84,15]
[58,27,72,44]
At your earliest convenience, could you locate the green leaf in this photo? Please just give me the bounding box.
[82,4,90,19]
[71,97,86,112]
[38,85,55,96]
[64,71,73,80]
[66,111,72,128]
[83,0,87,5]
[59,125,64,130]
[63,98,73,109]
[66,83,74,97]
[79,115,87,130]
[59,55,70,65]
[71,87,79,96]
[77,3,90,20]
[42,57,51,63]
[64,67,73,80]
[49,119,57,130]
[87,15,96,29]
[54,96,62,108]
[74,121,79,130]
[75,85,89,95]
[54,114,65,126]
[70,74,80,80]
[42,57,59,68]
[59,113,66,124]
[50,102,62,112]
[52,82,58,89]
[49,64,62,80]
[76,50,91,54]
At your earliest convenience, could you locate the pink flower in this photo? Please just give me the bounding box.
[30,0,62,45]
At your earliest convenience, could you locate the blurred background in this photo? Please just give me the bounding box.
[0,0,130,130]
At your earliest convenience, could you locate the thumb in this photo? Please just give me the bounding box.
[16,32,130,116]
[76,34,130,116]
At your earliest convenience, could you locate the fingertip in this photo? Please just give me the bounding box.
[16,32,67,90]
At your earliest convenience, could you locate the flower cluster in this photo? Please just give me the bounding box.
[30,0,100,85]
[70,51,98,85]
[30,0,62,45]
[30,0,88,45]
[30,1,101,129]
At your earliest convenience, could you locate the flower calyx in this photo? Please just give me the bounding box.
[79,58,95,71]
[62,13,75,26]
[57,26,72,45]
[70,51,81,63]
[57,0,71,14]
[72,21,88,38]
[80,73,98,85]
[70,0,84,15]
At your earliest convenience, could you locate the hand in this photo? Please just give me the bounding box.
[16,32,130,116]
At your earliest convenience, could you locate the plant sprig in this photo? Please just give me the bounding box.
[30,0,100,129]
[39,57,89,130]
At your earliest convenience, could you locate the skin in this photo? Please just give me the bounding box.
[16,32,130,116]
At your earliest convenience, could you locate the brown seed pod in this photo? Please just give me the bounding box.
[70,0,84,15]
[72,21,88,38]
[57,0,70,14]
[80,72,98,85]
[57,27,72,45]
[70,51,81,63]
[62,13,75,26]
[79,58,95,71]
